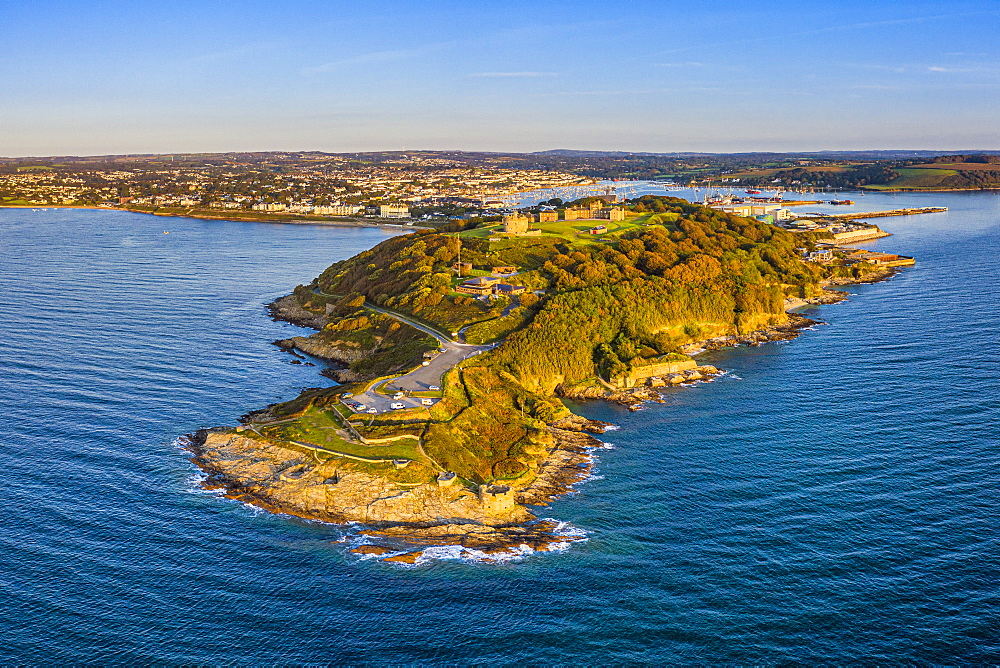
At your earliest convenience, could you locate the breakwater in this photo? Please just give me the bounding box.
[826,206,948,220]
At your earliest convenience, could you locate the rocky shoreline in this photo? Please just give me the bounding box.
[185,421,605,563]
[188,269,899,564]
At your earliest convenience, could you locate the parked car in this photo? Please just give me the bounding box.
[428,385,440,391]
[393,392,405,400]
[390,402,405,410]
[366,408,378,414]
[421,361,430,366]
[420,398,434,406]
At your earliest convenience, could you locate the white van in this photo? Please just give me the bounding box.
[420,398,434,406]
[390,402,405,410]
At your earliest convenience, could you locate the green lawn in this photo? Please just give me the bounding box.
[266,406,427,462]
[867,168,958,190]
[459,214,656,247]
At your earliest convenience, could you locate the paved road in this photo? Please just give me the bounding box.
[345,305,495,415]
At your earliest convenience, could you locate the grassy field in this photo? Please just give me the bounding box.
[459,214,658,247]
[264,405,428,462]
[724,165,853,179]
[911,162,1000,171]
[867,168,958,190]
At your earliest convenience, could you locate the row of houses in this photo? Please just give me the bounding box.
[248,202,407,217]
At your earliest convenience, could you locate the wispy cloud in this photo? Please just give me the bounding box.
[926,65,988,73]
[470,71,558,78]
[654,61,706,68]
[304,41,456,74]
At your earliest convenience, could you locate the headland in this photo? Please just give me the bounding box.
[187,195,910,563]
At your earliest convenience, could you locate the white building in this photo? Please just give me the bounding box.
[379,204,410,219]
[315,204,362,216]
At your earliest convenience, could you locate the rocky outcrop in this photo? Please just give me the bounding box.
[273,335,371,365]
[516,427,602,506]
[556,364,723,409]
[189,429,533,526]
[351,519,588,563]
[784,290,849,310]
[823,266,898,286]
[550,415,613,434]
[615,358,698,388]
[268,294,327,329]
[679,315,818,354]
[186,424,602,562]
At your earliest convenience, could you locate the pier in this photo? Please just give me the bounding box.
[823,207,948,220]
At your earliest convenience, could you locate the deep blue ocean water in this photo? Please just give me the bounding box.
[1,195,998,663]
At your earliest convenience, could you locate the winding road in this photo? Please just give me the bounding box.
[350,305,494,414]
[311,287,497,414]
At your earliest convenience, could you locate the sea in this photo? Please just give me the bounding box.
[1,190,998,663]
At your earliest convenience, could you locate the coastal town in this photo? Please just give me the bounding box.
[0,151,594,219]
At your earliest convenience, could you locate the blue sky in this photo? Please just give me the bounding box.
[1,0,998,155]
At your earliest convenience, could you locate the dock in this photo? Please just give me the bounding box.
[822,207,948,220]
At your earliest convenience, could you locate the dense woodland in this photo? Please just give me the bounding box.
[278,197,829,483]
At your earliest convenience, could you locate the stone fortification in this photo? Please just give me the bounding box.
[614,358,698,388]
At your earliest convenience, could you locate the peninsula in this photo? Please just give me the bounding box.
[188,195,906,563]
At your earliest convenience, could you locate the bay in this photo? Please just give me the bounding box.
[0,193,998,663]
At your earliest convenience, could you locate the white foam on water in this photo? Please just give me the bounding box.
[602,424,621,432]
[548,520,589,539]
